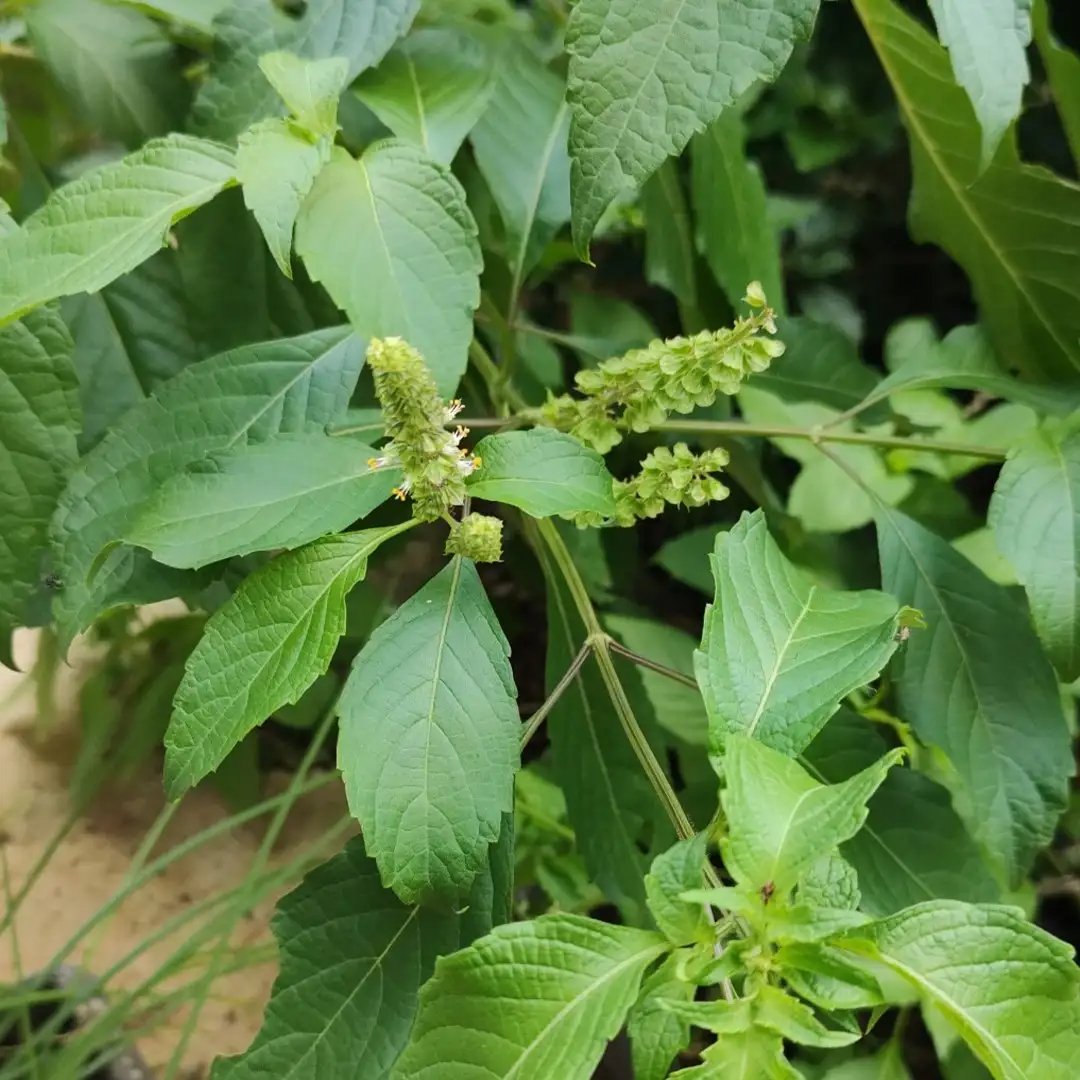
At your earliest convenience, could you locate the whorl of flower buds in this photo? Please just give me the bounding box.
[445,513,504,563]
[366,337,481,522]
[539,283,784,452]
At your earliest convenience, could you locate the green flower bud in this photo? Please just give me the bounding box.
[445,513,504,563]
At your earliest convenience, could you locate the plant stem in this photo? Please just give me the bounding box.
[607,639,700,691]
[520,642,592,750]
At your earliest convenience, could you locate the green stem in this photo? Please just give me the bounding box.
[607,640,700,692]
[520,642,592,750]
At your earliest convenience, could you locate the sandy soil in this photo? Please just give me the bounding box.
[0,623,351,1076]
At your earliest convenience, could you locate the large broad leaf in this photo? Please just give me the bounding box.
[722,734,902,896]
[467,428,616,518]
[125,432,398,568]
[695,510,902,755]
[853,0,1080,382]
[804,710,1000,915]
[692,112,784,312]
[337,557,519,903]
[839,902,1080,1080]
[295,142,481,396]
[27,0,187,147]
[642,159,700,328]
[565,0,819,256]
[0,134,235,328]
[392,914,667,1080]
[876,507,1072,884]
[51,328,363,640]
[0,308,79,666]
[628,953,695,1080]
[63,251,202,449]
[469,44,571,293]
[213,831,511,1080]
[355,26,498,165]
[989,424,1080,680]
[165,524,408,798]
[192,0,421,139]
[1034,0,1080,168]
[925,0,1031,166]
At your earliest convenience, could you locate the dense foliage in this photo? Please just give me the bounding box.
[2,0,1080,1076]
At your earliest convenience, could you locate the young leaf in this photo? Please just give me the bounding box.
[838,902,1080,1080]
[853,0,1080,382]
[51,328,364,641]
[775,943,885,1011]
[125,433,399,569]
[754,984,860,1048]
[237,121,332,279]
[799,851,861,911]
[694,510,902,755]
[628,953,695,1080]
[192,0,421,139]
[0,135,235,328]
[355,27,498,165]
[0,308,79,666]
[469,44,571,291]
[645,834,712,947]
[721,733,903,895]
[213,833,508,1080]
[1034,0,1080,169]
[877,507,1072,884]
[692,112,785,313]
[926,0,1031,167]
[817,1043,912,1079]
[642,160,700,327]
[295,142,481,396]
[989,424,1080,680]
[466,428,616,518]
[670,1025,801,1079]
[27,0,187,147]
[337,557,519,903]
[565,0,820,256]
[258,52,350,139]
[163,527,409,795]
[392,915,668,1080]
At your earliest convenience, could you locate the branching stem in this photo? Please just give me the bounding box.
[520,642,591,750]
[607,639,700,691]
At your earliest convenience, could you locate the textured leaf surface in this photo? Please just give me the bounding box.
[839,902,1080,1080]
[854,0,1080,381]
[392,915,667,1080]
[565,0,819,255]
[296,142,481,396]
[671,1025,801,1079]
[51,328,363,639]
[126,432,398,568]
[0,308,79,664]
[628,953,695,1080]
[0,135,235,328]
[722,734,902,895]
[695,510,901,754]
[213,833,507,1080]
[989,425,1080,680]
[193,0,421,138]
[467,428,616,518]
[877,507,1072,884]
[338,557,519,903]
[469,44,571,290]
[258,51,349,138]
[644,833,711,946]
[355,27,497,164]
[165,525,407,797]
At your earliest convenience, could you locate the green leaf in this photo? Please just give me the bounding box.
[722,733,903,895]
[0,307,79,666]
[754,984,860,1048]
[644,834,711,946]
[0,135,235,328]
[213,833,508,1080]
[338,557,519,903]
[642,160,700,326]
[799,851,861,911]
[565,0,820,256]
[671,1025,801,1079]
[192,0,421,139]
[258,51,350,138]
[695,510,902,755]
[51,327,363,641]
[876,507,1072,884]
[819,1044,912,1079]
[355,27,498,165]
[989,424,1080,680]
[125,433,398,569]
[606,615,708,746]
[853,0,1080,382]
[628,952,695,1080]
[925,0,1031,166]
[237,121,332,279]
[1034,0,1080,169]
[692,112,785,313]
[804,709,1001,916]
[165,525,407,797]
[775,943,885,1011]
[466,428,615,518]
[838,902,1080,1080]
[27,0,187,147]
[392,914,668,1080]
[295,142,481,397]
[654,525,723,596]
[116,0,226,35]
